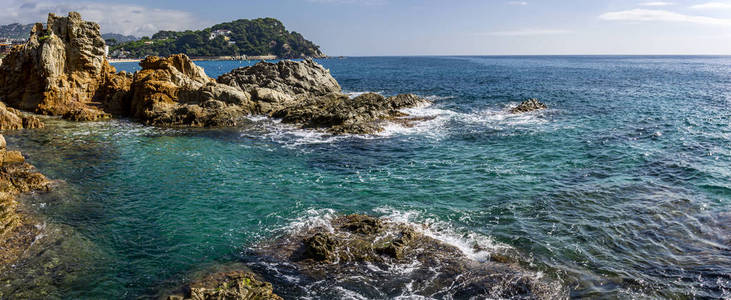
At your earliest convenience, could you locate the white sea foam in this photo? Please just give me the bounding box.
[373,206,510,262]
[277,206,511,263]
[346,91,384,98]
[237,97,551,147]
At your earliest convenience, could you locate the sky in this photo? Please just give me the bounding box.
[2,0,731,55]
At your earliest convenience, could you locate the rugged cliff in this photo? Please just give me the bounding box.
[0,12,130,121]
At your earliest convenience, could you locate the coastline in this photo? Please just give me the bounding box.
[108,55,331,64]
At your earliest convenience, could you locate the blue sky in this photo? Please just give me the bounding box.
[2,0,731,55]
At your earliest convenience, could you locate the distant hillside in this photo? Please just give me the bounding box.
[110,18,324,59]
[102,33,138,45]
[1,22,136,45]
[0,23,34,40]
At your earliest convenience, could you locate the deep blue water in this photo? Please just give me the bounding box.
[4,56,730,299]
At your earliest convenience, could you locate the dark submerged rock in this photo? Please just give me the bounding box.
[166,270,283,300]
[510,98,548,114]
[302,232,339,262]
[254,214,566,299]
[272,92,430,134]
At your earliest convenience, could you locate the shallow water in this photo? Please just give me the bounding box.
[3,56,730,299]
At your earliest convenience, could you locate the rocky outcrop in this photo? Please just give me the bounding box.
[218,60,429,134]
[0,12,429,134]
[255,214,565,299]
[510,98,547,114]
[273,92,429,134]
[130,56,429,133]
[0,102,44,130]
[130,54,253,127]
[0,12,130,120]
[217,59,341,114]
[167,270,282,300]
[0,134,51,267]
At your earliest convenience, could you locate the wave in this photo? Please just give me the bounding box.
[276,206,512,263]
[249,207,560,299]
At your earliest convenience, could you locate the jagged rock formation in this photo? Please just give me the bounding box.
[0,12,429,134]
[0,134,51,267]
[166,270,283,300]
[130,54,252,127]
[130,55,429,133]
[255,214,565,299]
[217,59,341,114]
[510,98,547,114]
[217,60,429,134]
[273,92,429,134]
[0,12,130,121]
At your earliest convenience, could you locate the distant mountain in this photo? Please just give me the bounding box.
[110,18,324,59]
[0,23,34,40]
[102,33,138,45]
[1,22,137,45]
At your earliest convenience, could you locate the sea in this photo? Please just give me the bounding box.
[2,56,729,299]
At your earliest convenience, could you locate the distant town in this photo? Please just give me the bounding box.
[0,38,26,58]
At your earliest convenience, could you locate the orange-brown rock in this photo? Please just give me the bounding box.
[0,102,44,130]
[0,134,51,267]
[0,12,131,120]
[130,54,253,127]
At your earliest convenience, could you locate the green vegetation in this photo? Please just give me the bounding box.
[110,18,323,58]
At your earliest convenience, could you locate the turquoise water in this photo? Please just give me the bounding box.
[4,56,730,299]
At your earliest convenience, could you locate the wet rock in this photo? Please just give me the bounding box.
[167,270,283,300]
[0,134,51,267]
[130,54,253,127]
[510,98,547,114]
[62,107,111,121]
[218,60,430,134]
[340,214,384,235]
[0,12,131,118]
[272,92,430,134]
[302,232,339,262]
[255,214,566,299]
[375,227,418,260]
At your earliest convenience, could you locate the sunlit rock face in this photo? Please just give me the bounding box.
[0,12,131,121]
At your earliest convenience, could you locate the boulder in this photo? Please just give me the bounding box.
[510,98,547,114]
[272,92,430,134]
[167,271,282,300]
[302,232,339,262]
[0,12,131,118]
[218,59,341,102]
[255,214,566,299]
[130,54,253,127]
[0,102,44,130]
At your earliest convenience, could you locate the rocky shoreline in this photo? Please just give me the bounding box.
[0,12,430,135]
[0,134,51,271]
[0,11,559,299]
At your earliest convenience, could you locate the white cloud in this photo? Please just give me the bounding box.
[638,1,674,6]
[599,9,731,26]
[0,0,207,36]
[690,2,731,9]
[507,1,528,5]
[485,29,571,36]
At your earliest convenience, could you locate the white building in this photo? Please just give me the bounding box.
[209,29,232,40]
